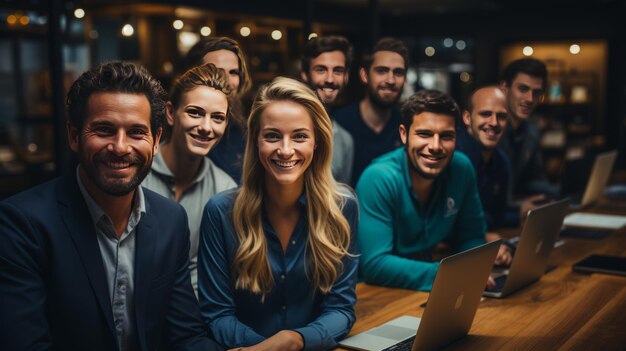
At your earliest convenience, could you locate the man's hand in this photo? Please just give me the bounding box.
[519,194,548,222]
[228,330,304,351]
[494,243,512,266]
[485,232,512,266]
[486,275,496,290]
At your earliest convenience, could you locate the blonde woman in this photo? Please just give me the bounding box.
[142,63,236,293]
[198,77,358,350]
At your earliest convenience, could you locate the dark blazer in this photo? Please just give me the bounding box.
[0,175,221,351]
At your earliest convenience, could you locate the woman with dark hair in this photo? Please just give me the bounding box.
[186,37,253,183]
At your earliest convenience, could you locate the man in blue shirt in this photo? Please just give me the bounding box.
[357,89,507,291]
[457,86,543,238]
[334,37,407,186]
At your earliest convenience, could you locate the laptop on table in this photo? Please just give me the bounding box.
[568,150,617,209]
[339,240,500,351]
[484,198,570,298]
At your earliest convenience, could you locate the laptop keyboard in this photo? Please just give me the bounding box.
[382,337,414,351]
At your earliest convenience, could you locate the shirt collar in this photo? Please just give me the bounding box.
[76,166,146,227]
[150,149,210,184]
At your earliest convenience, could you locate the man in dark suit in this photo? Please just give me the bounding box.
[0,62,220,350]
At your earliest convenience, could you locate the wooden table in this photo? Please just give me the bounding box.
[343,199,626,350]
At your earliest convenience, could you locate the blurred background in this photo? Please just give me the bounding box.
[1,0,625,198]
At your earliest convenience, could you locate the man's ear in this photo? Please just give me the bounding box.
[165,102,175,127]
[300,71,309,83]
[359,67,368,84]
[499,81,508,94]
[399,124,407,145]
[67,121,80,153]
[462,110,472,127]
[152,127,162,156]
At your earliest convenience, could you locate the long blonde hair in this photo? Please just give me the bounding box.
[232,77,352,297]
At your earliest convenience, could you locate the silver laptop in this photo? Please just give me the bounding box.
[339,240,500,351]
[484,198,570,298]
[570,150,617,209]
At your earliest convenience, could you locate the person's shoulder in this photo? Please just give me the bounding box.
[337,184,357,203]
[2,178,61,212]
[336,184,359,219]
[451,150,472,166]
[142,186,183,214]
[206,188,238,212]
[333,102,360,123]
[449,151,476,175]
[333,120,352,138]
[493,147,512,170]
[357,149,404,189]
[206,159,237,189]
[363,148,405,177]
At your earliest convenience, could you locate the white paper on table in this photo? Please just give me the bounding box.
[563,212,626,230]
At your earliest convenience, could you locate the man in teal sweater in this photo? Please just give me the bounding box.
[357,89,504,291]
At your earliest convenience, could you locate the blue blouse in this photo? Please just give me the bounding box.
[197,188,359,350]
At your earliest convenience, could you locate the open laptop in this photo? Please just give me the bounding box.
[339,240,500,351]
[484,198,570,298]
[569,150,617,209]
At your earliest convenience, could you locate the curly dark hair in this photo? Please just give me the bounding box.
[66,61,166,137]
[400,89,460,129]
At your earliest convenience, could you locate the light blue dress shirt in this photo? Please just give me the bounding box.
[76,167,145,351]
[198,188,359,350]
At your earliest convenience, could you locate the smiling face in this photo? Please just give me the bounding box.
[203,49,241,94]
[501,72,544,125]
[257,100,316,190]
[167,86,228,158]
[400,111,456,180]
[463,87,508,150]
[301,50,348,106]
[360,50,406,108]
[68,92,160,196]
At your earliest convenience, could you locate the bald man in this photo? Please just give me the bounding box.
[457,86,543,255]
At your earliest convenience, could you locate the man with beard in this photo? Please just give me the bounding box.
[300,35,354,183]
[0,62,220,351]
[499,58,559,198]
[334,37,407,186]
[356,90,507,291]
[457,86,544,260]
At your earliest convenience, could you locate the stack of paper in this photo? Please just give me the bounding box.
[563,213,626,230]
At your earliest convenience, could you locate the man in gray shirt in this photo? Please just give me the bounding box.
[0,62,219,350]
[300,35,355,184]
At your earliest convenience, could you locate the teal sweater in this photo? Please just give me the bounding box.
[356,148,486,291]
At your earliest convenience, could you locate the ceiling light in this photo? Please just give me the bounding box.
[200,26,211,37]
[523,46,534,56]
[271,30,282,40]
[74,8,85,19]
[121,24,134,37]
